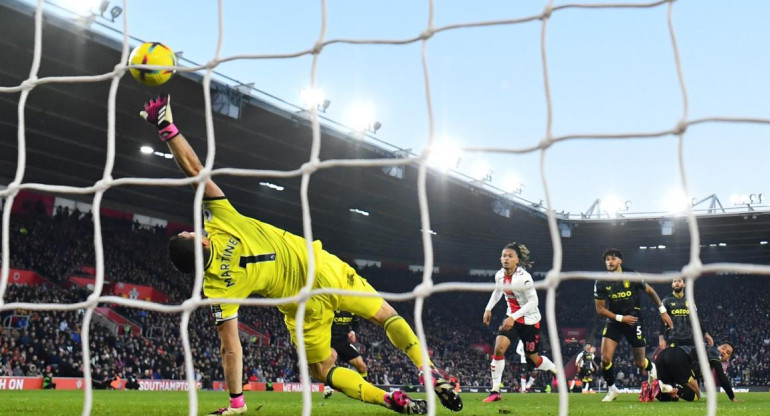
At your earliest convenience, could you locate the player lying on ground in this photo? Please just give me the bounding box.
[140,94,463,415]
[650,333,738,403]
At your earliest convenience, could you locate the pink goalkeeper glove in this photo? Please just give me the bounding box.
[139,94,180,141]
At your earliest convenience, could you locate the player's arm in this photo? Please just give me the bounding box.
[349,315,360,343]
[592,280,630,323]
[594,298,637,325]
[644,283,673,329]
[140,94,224,199]
[710,358,737,401]
[686,376,701,400]
[483,281,504,326]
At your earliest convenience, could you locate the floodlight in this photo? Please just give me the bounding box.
[320,99,331,113]
[110,6,123,21]
[369,121,382,133]
[300,88,326,109]
[426,142,461,172]
[346,102,375,131]
[140,146,153,154]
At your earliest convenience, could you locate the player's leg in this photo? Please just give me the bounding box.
[327,258,427,370]
[600,325,621,401]
[323,261,428,379]
[485,334,510,401]
[515,340,527,392]
[349,356,368,378]
[627,322,655,381]
[519,322,557,374]
[526,369,537,390]
[370,302,463,412]
[329,257,460,412]
[301,301,426,413]
[323,348,338,398]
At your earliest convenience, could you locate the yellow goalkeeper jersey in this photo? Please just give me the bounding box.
[202,197,321,322]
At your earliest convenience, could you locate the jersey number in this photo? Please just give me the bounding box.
[239,253,276,268]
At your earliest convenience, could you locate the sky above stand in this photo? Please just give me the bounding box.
[31,0,770,217]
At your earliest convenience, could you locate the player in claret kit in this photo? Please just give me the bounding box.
[482,243,557,403]
[139,94,462,415]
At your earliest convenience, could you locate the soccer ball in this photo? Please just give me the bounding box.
[128,42,177,86]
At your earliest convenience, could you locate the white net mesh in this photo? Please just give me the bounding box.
[2,1,770,415]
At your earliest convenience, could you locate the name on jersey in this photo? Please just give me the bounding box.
[609,290,633,299]
[669,308,689,315]
[219,237,240,277]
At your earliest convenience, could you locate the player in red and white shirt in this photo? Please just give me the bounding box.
[481,242,557,402]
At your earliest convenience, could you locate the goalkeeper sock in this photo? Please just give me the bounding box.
[327,367,385,404]
[490,356,505,392]
[384,315,431,369]
[644,358,653,372]
[229,393,245,409]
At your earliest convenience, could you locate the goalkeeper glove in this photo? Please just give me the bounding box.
[140,94,180,141]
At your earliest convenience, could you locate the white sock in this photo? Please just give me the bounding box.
[521,377,527,391]
[569,380,575,390]
[526,377,535,389]
[536,355,557,373]
[491,358,505,392]
[583,382,589,392]
[659,381,674,393]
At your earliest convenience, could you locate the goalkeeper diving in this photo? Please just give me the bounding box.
[139,94,463,415]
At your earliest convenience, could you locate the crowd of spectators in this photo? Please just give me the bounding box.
[2,205,769,390]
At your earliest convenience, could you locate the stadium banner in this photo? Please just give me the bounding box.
[0,377,84,390]
[0,377,42,390]
[8,269,45,286]
[137,379,202,391]
[212,381,324,392]
[561,327,587,342]
[69,276,111,291]
[79,266,96,276]
[470,343,493,355]
[11,190,54,216]
[113,281,169,303]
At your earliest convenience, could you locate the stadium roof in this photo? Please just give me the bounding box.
[1,0,768,273]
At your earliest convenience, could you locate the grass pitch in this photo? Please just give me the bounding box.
[1,390,767,415]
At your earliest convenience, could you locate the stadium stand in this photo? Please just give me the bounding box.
[2,204,769,390]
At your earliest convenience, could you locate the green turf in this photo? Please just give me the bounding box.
[0,390,767,415]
